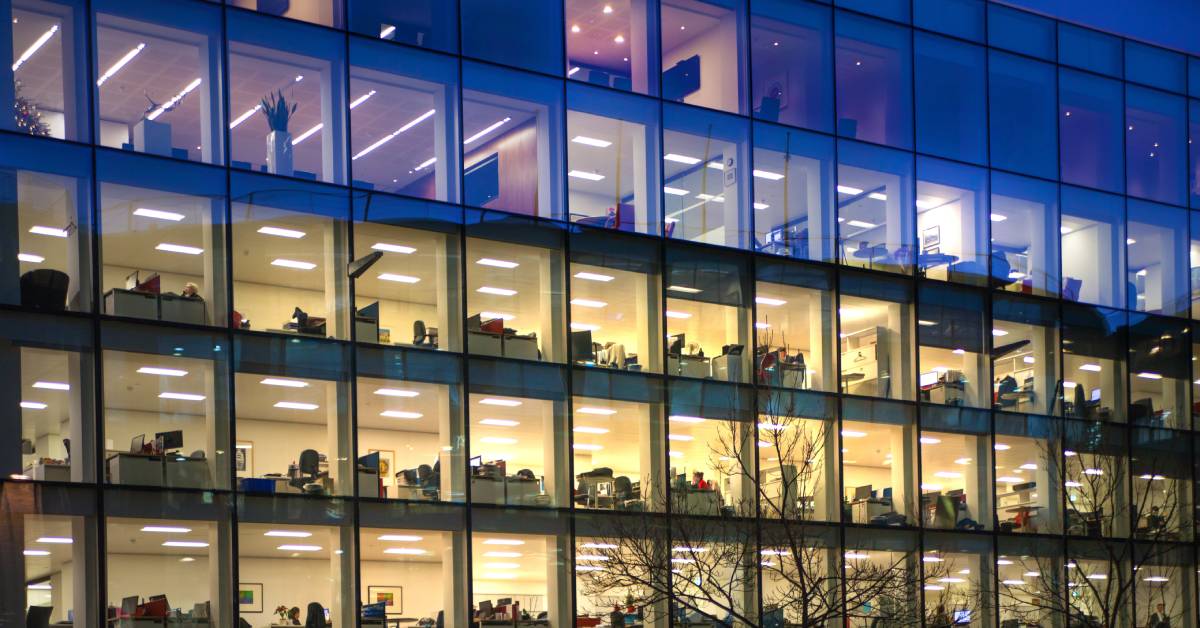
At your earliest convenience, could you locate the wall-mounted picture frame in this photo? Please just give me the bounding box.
[921,225,941,250]
[369,449,395,486]
[235,441,254,478]
[368,585,403,614]
[238,582,264,613]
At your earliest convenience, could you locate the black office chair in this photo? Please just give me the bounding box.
[26,605,52,628]
[290,449,323,494]
[417,463,438,498]
[20,269,69,311]
[304,602,327,628]
[436,610,444,628]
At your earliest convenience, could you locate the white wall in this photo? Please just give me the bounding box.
[359,560,444,619]
[106,553,214,613]
[662,16,741,113]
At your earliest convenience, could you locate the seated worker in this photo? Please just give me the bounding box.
[692,471,709,490]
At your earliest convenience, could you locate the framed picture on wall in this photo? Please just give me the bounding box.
[921,226,941,250]
[369,449,394,486]
[235,442,253,478]
[368,585,403,614]
[238,583,264,613]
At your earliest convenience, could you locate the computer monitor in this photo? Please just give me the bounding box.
[919,371,938,387]
[1090,388,1101,402]
[121,596,139,615]
[668,334,685,356]
[155,430,183,452]
[496,598,512,606]
[324,608,331,622]
[853,485,872,500]
[469,456,482,468]
[129,434,145,453]
[570,330,595,362]
[358,301,380,322]
[953,610,971,624]
[478,600,494,618]
[358,451,380,472]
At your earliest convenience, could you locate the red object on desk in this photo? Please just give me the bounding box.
[136,599,170,618]
[576,617,603,627]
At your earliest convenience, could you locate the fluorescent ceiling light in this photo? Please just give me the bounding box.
[353,109,437,160]
[666,285,701,294]
[414,156,436,171]
[156,243,203,255]
[23,550,50,556]
[380,25,396,39]
[291,123,323,146]
[162,540,209,548]
[134,208,185,222]
[933,471,962,479]
[576,407,617,415]
[664,310,691,319]
[663,186,690,196]
[381,410,423,419]
[994,443,1011,450]
[1078,363,1102,372]
[696,193,724,202]
[573,443,603,451]
[570,298,607,308]
[147,77,203,121]
[261,378,308,388]
[1136,372,1162,380]
[476,258,519,269]
[277,545,322,552]
[572,135,612,148]
[990,213,1008,222]
[667,434,693,441]
[32,381,70,391]
[706,161,724,170]
[29,225,68,238]
[1126,238,1136,245]
[915,197,945,210]
[663,153,701,165]
[573,426,609,434]
[36,537,72,544]
[372,243,416,254]
[840,430,868,438]
[477,286,516,296]
[479,311,514,321]
[349,90,377,109]
[752,169,785,181]
[142,526,194,534]
[271,258,316,270]
[992,329,1009,337]
[480,398,522,407]
[919,437,941,444]
[867,192,887,201]
[258,226,306,239]
[568,170,605,181]
[483,539,525,546]
[11,24,58,72]
[755,297,786,306]
[480,418,520,427]
[480,437,517,445]
[264,530,312,538]
[581,543,618,549]
[667,414,705,423]
[18,253,44,263]
[97,43,146,86]
[1018,463,1038,470]
[384,548,427,555]
[20,401,47,410]
[374,388,418,398]
[836,185,863,195]
[574,272,613,282]
[568,66,581,76]
[569,322,600,332]
[463,117,511,145]
[378,273,421,284]
[846,220,877,229]
[274,401,319,411]
[753,202,769,210]
[159,392,205,401]
[378,534,423,542]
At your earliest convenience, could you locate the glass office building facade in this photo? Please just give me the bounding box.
[3,0,1200,626]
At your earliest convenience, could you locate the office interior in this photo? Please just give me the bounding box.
[571,397,658,511]
[565,103,656,234]
[17,346,90,484]
[751,126,834,262]
[1128,209,1189,317]
[468,393,567,509]
[916,293,988,409]
[836,153,911,275]
[564,0,652,95]
[1062,440,1129,539]
[842,541,919,626]
[469,531,570,628]
[838,293,912,401]
[1060,209,1124,308]
[914,165,989,286]
[667,415,755,516]
[9,167,90,312]
[996,539,1061,626]
[357,527,465,626]
[918,431,991,531]
[919,543,990,627]
[1061,321,1125,423]
[840,418,913,526]
[993,434,1059,535]
[661,110,749,249]
[663,257,751,382]
[465,237,565,363]
[1132,549,1196,628]
[568,259,660,373]
[15,513,92,626]
[757,416,836,521]
[990,307,1058,417]
[990,177,1058,298]
[1127,317,1190,430]
[754,280,832,391]
[235,522,354,628]
[9,2,82,142]
[660,0,743,115]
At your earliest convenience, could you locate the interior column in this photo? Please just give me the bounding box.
[207,520,232,624]
[543,399,569,506]
[326,379,353,495]
[544,535,572,628]
[638,405,665,510]
[433,84,459,202]
[67,351,95,483]
[0,170,18,304]
[891,424,914,522]
[442,530,469,628]
[439,391,465,501]
[329,526,355,628]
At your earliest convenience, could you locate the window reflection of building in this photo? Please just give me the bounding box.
[837,141,913,275]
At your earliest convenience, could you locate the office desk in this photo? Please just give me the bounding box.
[24,461,71,482]
[471,476,543,506]
[673,489,721,516]
[106,453,212,488]
[849,498,891,524]
[668,355,710,379]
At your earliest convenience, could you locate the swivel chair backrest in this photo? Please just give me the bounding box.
[26,605,52,628]
[304,602,326,628]
[299,449,320,476]
[20,269,69,311]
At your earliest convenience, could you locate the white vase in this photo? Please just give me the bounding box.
[266,130,293,176]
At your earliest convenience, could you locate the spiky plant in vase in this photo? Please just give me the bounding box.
[260,90,297,176]
[14,81,50,137]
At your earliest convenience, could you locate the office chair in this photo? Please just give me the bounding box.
[26,606,52,628]
[436,610,444,628]
[613,476,635,509]
[417,463,438,498]
[20,269,69,311]
[413,320,437,346]
[304,602,327,628]
[290,449,324,494]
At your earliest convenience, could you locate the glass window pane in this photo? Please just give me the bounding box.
[995,415,1062,534]
[992,294,1060,417]
[915,157,989,286]
[1126,41,1188,93]
[844,529,920,620]
[920,533,992,621]
[837,140,914,275]
[913,0,984,42]
[750,0,832,132]
[986,3,1054,60]
[835,12,912,149]
[1059,69,1124,194]
[1128,315,1189,430]
[9,0,88,141]
[230,174,350,340]
[571,395,658,511]
[919,429,991,529]
[914,34,985,164]
[991,172,1060,298]
[236,515,355,625]
[569,229,661,373]
[0,135,93,312]
[661,0,747,115]
[1129,200,1188,317]
[1061,304,1126,422]
[565,0,654,94]
[757,389,837,520]
[1131,427,1190,537]
[1057,23,1121,77]
[839,272,915,401]
[460,0,562,76]
[462,63,564,220]
[98,154,227,327]
[756,260,836,392]
[836,0,908,23]
[358,518,468,623]
[228,0,342,27]
[1061,186,1126,309]
[843,399,917,524]
[94,0,222,164]
[228,13,346,184]
[1134,545,1196,627]
[667,413,752,516]
[566,84,660,235]
[470,516,571,626]
[1126,86,1188,206]
[752,122,835,262]
[663,103,751,248]
[665,245,751,383]
[988,52,1057,180]
[997,536,1063,620]
[348,0,458,53]
[1064,422,1130,538]
[349,38,460,203]
[918,283,988,408]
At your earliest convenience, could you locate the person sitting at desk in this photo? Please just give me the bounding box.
[288,606,302,625]
[305,602,327,628]
[691,471,709,490]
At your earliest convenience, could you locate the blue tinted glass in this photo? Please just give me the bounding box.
[991,172,1059,297]
[989,52,1056,180]
[835,12,912,150]
[1125,86,1186,207]
[1059,69,1124,193]
[1126,41,1187,93]
[750,0,833,132]
[460,0,563,76]
[837,139,914,275]
[752,122,835,262]
[1127,200,1188,317]
[1192,101,1200,208]
[1061,186,1125,308]
[1191,57,1200,97]
[914,33,985,164]
[348,0,458,53]
[661,0,749,115]
[987,3,1054,60]
[915,157,989,286]
[1057,24,1121,78]
[913,0,983,42]
[835,0,908,23]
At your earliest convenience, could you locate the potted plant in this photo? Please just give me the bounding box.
[260,89,297,176]
[133,93,174,156]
